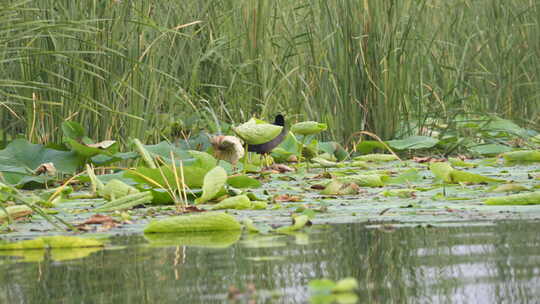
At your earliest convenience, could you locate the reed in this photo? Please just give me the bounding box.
[1,0,538,146]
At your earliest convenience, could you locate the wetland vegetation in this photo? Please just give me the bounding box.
[1,0,540,303]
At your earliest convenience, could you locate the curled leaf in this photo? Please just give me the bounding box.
[276,215,311,233]
[233,118,283,145]
[195,166,228,204]
[291,121,327,136]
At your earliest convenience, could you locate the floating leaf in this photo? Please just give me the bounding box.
[343,174,387,187]
[243,218,260,233]
[195,166,228,204]
[387,136,439,150]
[321,180,360,195]
[332,278,359,293]
[98,179,139,201]
[492,184,529,193]
[276,215,310,233]
[0,236,103,250]
[251,201,268,210]
[449,157,477,168]
[227,175,262,188]
[233,118,283,145]
[41,236,104,248]
[485,191,540,205]
[381,189,417,198]
[355,140,387,155]
[144,212,242,233]
[0,205,32,222]
[469,144,512,156]
[354,154,398,162]
[429,162,453,182]
[386,168,421,184]
[211,195,252,210]
[144,230,241,248]
[430,162,503,184]
[291,121,327,136]
[502,150,540,164]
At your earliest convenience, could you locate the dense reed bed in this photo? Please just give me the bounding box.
[1,0,538,145]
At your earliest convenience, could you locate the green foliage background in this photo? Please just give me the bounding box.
[1,0,539,145]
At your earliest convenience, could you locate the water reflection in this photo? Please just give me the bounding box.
[1,220,539,303]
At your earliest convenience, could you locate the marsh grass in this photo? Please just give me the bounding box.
[1,0,538,146]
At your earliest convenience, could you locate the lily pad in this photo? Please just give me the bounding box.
[469,144,513,156]
[354,154,398,162]
[387,136,439,150]
[485,191,540,205]
[430,162,503,184]
[144,212,242,233]
[0,236,103,250]
[227,175,262,188]
[144,230,241,248]
[211,195,252,210]
[502,150,540,164]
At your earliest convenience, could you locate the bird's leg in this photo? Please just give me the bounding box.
[264,153,270,168]
[243,142,249,174]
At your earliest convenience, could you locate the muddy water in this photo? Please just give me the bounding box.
[1,220,539,303]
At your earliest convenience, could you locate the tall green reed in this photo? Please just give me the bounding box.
[1,0,538,147]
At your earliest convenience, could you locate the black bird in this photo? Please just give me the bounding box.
[247,114,286,165]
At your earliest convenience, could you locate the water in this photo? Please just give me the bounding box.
[1,220,540,303]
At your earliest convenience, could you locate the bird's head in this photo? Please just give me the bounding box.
[274,114,285,127]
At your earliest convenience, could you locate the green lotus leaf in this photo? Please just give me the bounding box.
[502,150,540,164]
[387,136,439,150]
[195,166,228,204]
[276,215,310,233]
[430,162,503,184]
[485,191,540,205]
[211,195,252,210]
[469,144,512,156]
[291,121,327,136]
[332,277,359,293]
[144,212,242,233]
[354,153,398,162]
[227,175,262,188]
[0,236,103,250]
[233,119,283,145]
[342,174,388,187]
[144,230,241,248]
[98,179,139,201]
[321,180,360,195]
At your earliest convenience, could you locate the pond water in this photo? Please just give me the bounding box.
[1,220,539,303]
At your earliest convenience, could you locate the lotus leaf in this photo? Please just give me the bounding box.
[387,136,439,150]
[233,118,283,145]
[354,154,398,162]
[291,121,327,136]
[144,212,242,233]
[276,215,310,233]
[227,175,262,189]
[502,150,540,164]
[211,195,251,210]
[195,166,228,204]
[485,191,540,205]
